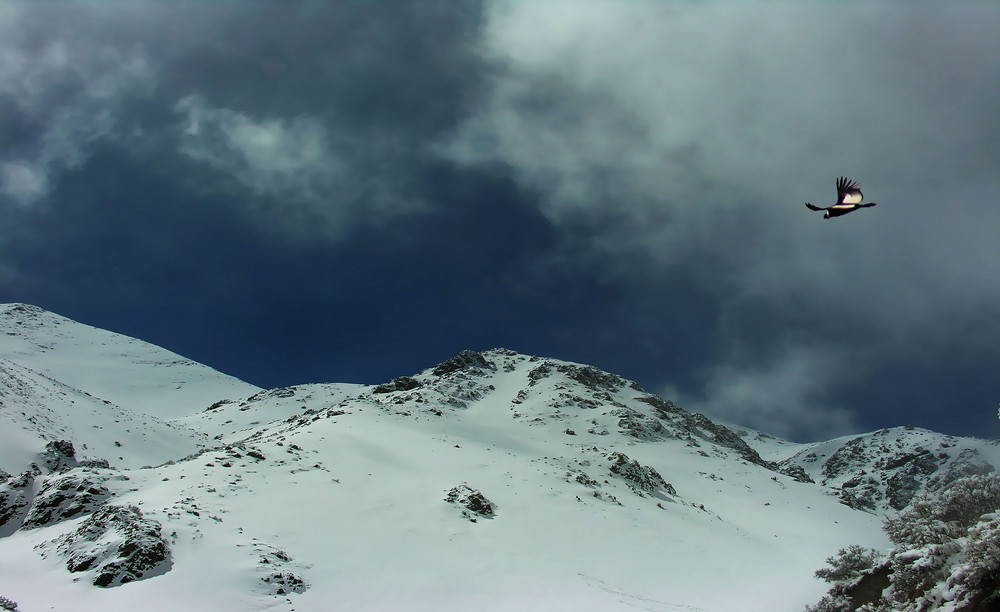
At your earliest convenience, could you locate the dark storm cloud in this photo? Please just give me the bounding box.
[3,1,999,442]
[0,1,487,234]
[446,2,1000,439]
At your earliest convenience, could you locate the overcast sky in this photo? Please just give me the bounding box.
[2,1,999,442]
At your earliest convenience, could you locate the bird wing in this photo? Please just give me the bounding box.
[836,176,864,204]
[805,202,826,211]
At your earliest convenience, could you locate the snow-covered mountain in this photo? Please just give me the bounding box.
[0,304,996,611]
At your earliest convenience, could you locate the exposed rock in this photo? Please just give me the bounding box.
[608,452,675,496]
[556,364,625,391]
[261,571,307,596]
[372,376,422,394]
[40,504,171,587]
[245,387,297,403]
[0,472,34,535]
[526,360,625,390]
[445,485,496,521]
[613,407,669,440]
[621,396,774,470]
[37,440,78,473]
[242,540,309,597]
[778,464,815,484]
[22,470,112,529]
[205,399,233,412]
[572,470,601,488]
[839,474,880,512]
[432,350,495,377]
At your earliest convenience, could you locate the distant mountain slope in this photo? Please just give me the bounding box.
[0,303,261,420]
[778,426,1000,513]
[0,357,205,473]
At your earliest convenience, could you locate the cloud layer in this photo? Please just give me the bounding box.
[2,1,999,441]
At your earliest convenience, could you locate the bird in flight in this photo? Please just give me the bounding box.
[805,177,877,219]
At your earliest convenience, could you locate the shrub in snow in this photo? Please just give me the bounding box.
[945,513,1000,609]
[814,545,884,584]
[0,595,18,611]
[806,473,1000,611]
[39,504,171,587]
[807,546,889,612]
[884,473,1000,548]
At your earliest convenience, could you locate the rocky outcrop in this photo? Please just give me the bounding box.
[0,471,34,536]
[431,351,495,377]
[624,395,774,470]
[607,452,675,496]
[36,440,78,473]
[445,485,496,521]
[40,504,171,587]
[21,470,112,529]
[372,376,422,394]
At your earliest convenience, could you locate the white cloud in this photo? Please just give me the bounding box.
[0,162,48,206]
[0,11,156,206]
[176,95,336,199]
[174,95,422,239]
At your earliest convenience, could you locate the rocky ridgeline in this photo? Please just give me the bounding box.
[364,349,807,481]
[367,349,504,413]
[0,303,53,338]
[779,427,997,512]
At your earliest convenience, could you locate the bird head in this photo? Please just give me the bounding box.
[823,211,831,219]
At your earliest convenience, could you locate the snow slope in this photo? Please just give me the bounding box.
[0,356,204,473]
[0,309,993,611]
[0,303,260,420]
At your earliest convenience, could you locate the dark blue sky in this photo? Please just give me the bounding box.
[2,1,1000,442]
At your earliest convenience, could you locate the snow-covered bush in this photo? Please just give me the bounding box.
[814,545,883,584]
[806,473,1000,611]
[884,473,1000,548]
[0,595,19,612]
